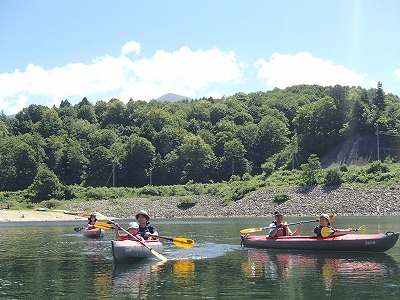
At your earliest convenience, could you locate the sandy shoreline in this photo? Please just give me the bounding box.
[0,210,88,222]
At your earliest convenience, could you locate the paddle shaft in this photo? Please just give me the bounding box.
[74,223,110,232]
[241,219,317,234]
[155,235,173,242]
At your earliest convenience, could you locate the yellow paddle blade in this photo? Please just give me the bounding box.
[357,225,366,234]
[95,221,113,228]
[328,214,335,223]
[94,223,113,230]
[172,238,194,248]
[240,228,263,234]
[321,227,333,237]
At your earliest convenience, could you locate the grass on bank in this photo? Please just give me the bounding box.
[1,161,400,211]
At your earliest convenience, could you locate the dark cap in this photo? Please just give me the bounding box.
[274,211,284,216]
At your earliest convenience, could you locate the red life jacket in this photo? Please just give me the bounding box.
[272,221,288,236]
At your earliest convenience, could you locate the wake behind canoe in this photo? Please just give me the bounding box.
[241,232,399,252]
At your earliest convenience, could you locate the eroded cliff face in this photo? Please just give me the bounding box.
[320,133,397,168]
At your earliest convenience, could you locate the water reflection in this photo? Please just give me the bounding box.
[94,271,112,300]
[112,260,166,298]
[242,249,398,291]
[173,259,196,287]
[111,259,197,297]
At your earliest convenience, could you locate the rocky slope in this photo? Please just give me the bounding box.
[67,186,400,219]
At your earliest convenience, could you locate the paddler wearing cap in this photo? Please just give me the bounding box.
[135,210,159,240]
[268,211,303,237]
[114,221,145,242]
[314,213,349,237]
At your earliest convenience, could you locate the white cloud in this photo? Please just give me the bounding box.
[121,41,141,56]
[395,68,400,79]
[255,52,372,90]
[117,46,243,100]
[0,44,243,115]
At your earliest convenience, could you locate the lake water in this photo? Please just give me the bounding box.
[0,216,399,299]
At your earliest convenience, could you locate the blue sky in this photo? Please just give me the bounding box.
[1,0,399,115]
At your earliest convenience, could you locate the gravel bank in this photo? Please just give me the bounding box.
[67,186,400,219]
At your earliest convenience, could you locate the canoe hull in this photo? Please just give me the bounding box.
[112,240,164,262]
[241,232,399,252]
[83,228,104,239]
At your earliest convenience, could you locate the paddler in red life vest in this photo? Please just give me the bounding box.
[268,211,303,237]
[86,214,97,229]
[114,221,145,242]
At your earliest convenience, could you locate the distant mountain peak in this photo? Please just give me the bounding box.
[157,93,192,102]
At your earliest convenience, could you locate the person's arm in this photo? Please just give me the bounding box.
[115,223,124,240]
[314,226,319,236]
[151,226,159,237]
[290,222,303,236]
[329,226,353,235]
[268,223,279,237]
[134,234,146,242]
[145,225,159,239]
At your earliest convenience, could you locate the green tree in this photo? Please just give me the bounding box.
[77,105,97,123]
[374,81,385,111]
[27,164,63,202]
[145,108,173,132]
[220,138,249,179]
[101,98,127,127]
[0,119,10,137]
[88,128,119,148]
[324,165,343,186]
[36,109,63,138]
[67,119,98,141]
[13,104,47,134]
[44,135,65,175]
[0,137,39,191]
[294,96,342,162]
[300,154,322,186]
[155,150,180,185]
[177,135,216,183]
[60,138,88,185]
[252,115,290,173]
[120,135,156,187]
[86,146,114,187]
[153,126,187,157]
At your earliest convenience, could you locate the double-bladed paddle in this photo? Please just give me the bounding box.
[240,214,336,234]
[73,222,112,232]
[321,225,366,237]
[95,212,168,262]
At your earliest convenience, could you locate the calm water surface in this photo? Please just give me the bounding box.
[0,216,399,299]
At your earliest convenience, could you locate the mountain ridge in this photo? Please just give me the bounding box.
[157,93,192,102]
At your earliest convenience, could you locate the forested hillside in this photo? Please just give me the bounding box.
[1,84,400,202]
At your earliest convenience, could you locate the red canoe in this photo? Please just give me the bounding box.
[83,227,105,239]
[241,232,399,252]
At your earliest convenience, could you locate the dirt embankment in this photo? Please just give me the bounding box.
[67,186,400,219]
[2,186,399,222]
